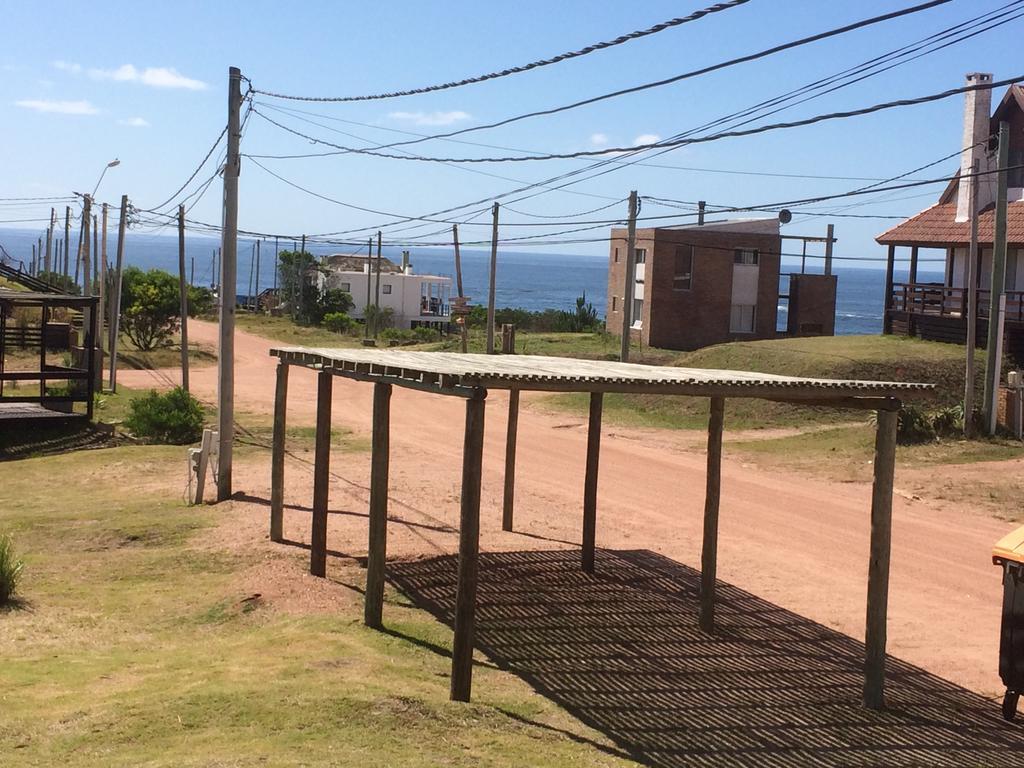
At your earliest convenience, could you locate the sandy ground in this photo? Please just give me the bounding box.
[120,320,1022,697]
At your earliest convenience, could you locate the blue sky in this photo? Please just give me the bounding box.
[1,0,1022,268]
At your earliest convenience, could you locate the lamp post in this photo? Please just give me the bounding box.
[92,158,120,199]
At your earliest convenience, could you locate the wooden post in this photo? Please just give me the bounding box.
[85,296,97,420]
[984,121,1011,436]
[374,231,382,337]
[364,237,373,338]
[98,204,107,355]
[364,382,392,629]
[620,191,639,361]
[81,195,91,297]
[254,239,261,311]
[964,160,980,437]
[502,389,520,532]
[908,245,919,285]
[452,224,464,298]
[217,65,243,502]
[486,202,499,354]
[45,208,53,273]
[310,369,333,577]
[178,204,190,392]
[451,388,487,702]
[193,428,214,504]
[824,223,835,276]
[247,243,255,311]
[864,407,898,709]
[697,200,706,226]
[581,392,604,574]
[91,217,97,287]
[270,360,289,542]
[699,396,725,633]
[882,244,896,335]
[109,194,128,392]
[63,206,70,279]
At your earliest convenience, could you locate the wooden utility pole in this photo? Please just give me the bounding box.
[824,223,835,276]
[697,200,706,226]
[98,203,108,354]
[699,396,725,632]
[63,206,71,279]
[109,194,128,391]
[254,239,261,311]
[30,244,36,275]
[373,230,382,336]
[247,243,255,311]
[486,202,499,354]
[620,191,639,362]
[178,204,190,392]
[273,236,279,291]
[92,215,98,286]
[81,196,92,296]
[45,209,54,274]
[984,121,1010,436]
[217,65,243,502]
[452,224,464,297]
[964,161,980,437]
[364,237,373,338]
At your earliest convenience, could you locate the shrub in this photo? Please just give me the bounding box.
[319,288,354,319]
[124,387,204,444]
[364,305,395,335]
[896,406,936,445]
[0,533,25,606]
[323,312,353,334]
[187,285,215,317]
[930,404,964,438]
[119,267,181,350]
[412,326,440,343]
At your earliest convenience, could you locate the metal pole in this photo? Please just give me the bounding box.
[984,121,1010,436]
[486,202,499,354]
[217,65,242,502]
[620,191,639,361]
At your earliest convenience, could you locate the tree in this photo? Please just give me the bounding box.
[187,285,215,317]
[277,249,322,326]
[568,292,600,332]
[119,267,180,351]
[363,304,394,335]
[319,288,354,318]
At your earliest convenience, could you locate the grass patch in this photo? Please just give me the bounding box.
[117,339,217,371]
[236,313,365,348]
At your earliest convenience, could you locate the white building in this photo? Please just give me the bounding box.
[319,252,452,329]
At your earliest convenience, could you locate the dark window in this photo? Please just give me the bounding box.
[674,246,693,290]
[734,248,759,265]
[635,248,647,264]
[1009,149,1024,188]
[614,247,620,263]
[339,282,351,292]
[611,296,618,312]
[382,284,392,294]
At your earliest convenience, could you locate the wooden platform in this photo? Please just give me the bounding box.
[0,402,82,421]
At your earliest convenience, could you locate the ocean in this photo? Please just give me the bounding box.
[0,228,935,336]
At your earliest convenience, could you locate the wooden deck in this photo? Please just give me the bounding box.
[0,402,82,421]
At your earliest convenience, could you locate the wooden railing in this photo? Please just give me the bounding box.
[890,283,1024,323]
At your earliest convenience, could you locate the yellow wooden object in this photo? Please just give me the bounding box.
[993,525,1024,566]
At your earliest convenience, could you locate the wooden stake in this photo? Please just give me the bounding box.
[581,392,603,573]
[620,191,639,361]
[270,361,289,542]
[699,396,725,633]
[217,65,242,502]
[364,382,392,629]
[502,389,519,532]
[864,407,897,709]
[486,203,499,354]
[964,160,980,437]
[109,195,128,392]
[310,369,333,578]
[178,204,190,392]
[451,388,487,702]
[194,428,213,504]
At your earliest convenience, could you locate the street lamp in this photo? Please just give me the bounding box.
[92,158,121,199]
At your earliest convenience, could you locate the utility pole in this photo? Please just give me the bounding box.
[824,223,835,276]
[81,195,91,296]
[45,208,53,274]
[109,194,128,391]
[217,65,242,502]
[984,121,1010,436]
[31,244,36,276]
[697,200,706,226]
[374,231,382,337]
[178,204,190,392]
[486,202,499,354]
[964,160,980,437]
[273,236,279,291]
[63,206,71,279]
[620,190,639,362]
[92,215,98,287]
[191,257,195,285]
[247,242,255,311]
[98,203,108,354]
[364,236,373,338]
[452,224,464,298]
[254,239,261,311]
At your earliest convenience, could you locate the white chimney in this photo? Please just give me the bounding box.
[956,72,994,222]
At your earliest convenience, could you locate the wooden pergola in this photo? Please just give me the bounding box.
[267,347,931,709]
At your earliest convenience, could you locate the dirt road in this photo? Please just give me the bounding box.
[120,320,1019,696]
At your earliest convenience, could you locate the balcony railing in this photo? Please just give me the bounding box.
[890,282,1024,324]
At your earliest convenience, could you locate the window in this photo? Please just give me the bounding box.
[734,248,759,265]
[674,246,693,290]
[635,248,647,263]
[632,298,644,328]
[382,284,392,294]
[611,296,618,312]
[614,247,620,263]
[1010,149,1024,188]
[339,282,351,292]
[730,305,756,333]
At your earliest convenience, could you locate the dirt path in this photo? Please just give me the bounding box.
[120,320,1021,696]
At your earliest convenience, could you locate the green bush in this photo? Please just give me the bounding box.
[119,267,181,350]
[124,387,204,444]
[187,285,215,317]
[323,312,353,334]
[0,532,25,606]
[413,326,441,343]
[896,406,936,445]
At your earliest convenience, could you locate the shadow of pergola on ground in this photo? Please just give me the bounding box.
[388,548,1024,768]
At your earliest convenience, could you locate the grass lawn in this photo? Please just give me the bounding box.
[0,445,634,767]
[236,313,364,349]
[116,337,217,371]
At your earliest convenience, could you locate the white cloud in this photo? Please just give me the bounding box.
[15,99,99,115]
[118,116,150,127]
[89,64,207,90]
[52,60,82,74]
[590,132,609,147]
[388,110,471,127]
[633,133,662,147]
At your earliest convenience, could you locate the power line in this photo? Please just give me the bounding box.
[253,0,753,102]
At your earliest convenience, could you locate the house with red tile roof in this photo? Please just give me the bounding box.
[876,73,1024,360]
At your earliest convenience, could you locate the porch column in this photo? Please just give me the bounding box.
[909,246,919,285]
[502,389,520,532]
[270,360,289,542]
[364,382,392,629]
[581,392,603,574]
[883,245,896,335]
[864,406,898,709]
[699,396,725,633]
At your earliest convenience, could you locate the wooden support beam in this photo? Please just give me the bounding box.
[450,388,487,702]
[270,361,289,543]
[864,408,897,709]
[908,246,919,285]
[581,392,603,574]
[883,244,896,335]
[310,369,333,578]
[699,397,725,633]
[502,389,520,532]
[364,382,392,629]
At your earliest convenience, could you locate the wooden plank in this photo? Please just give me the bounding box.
[193,428,213,505]
[699,397,725,633]
[581,392,603,574]
[864,408,898,709]
[502,389,520,532]
[310,370,333,578]
[450,388,487,702]
[270,361,289,543]
[364,382,392,629]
